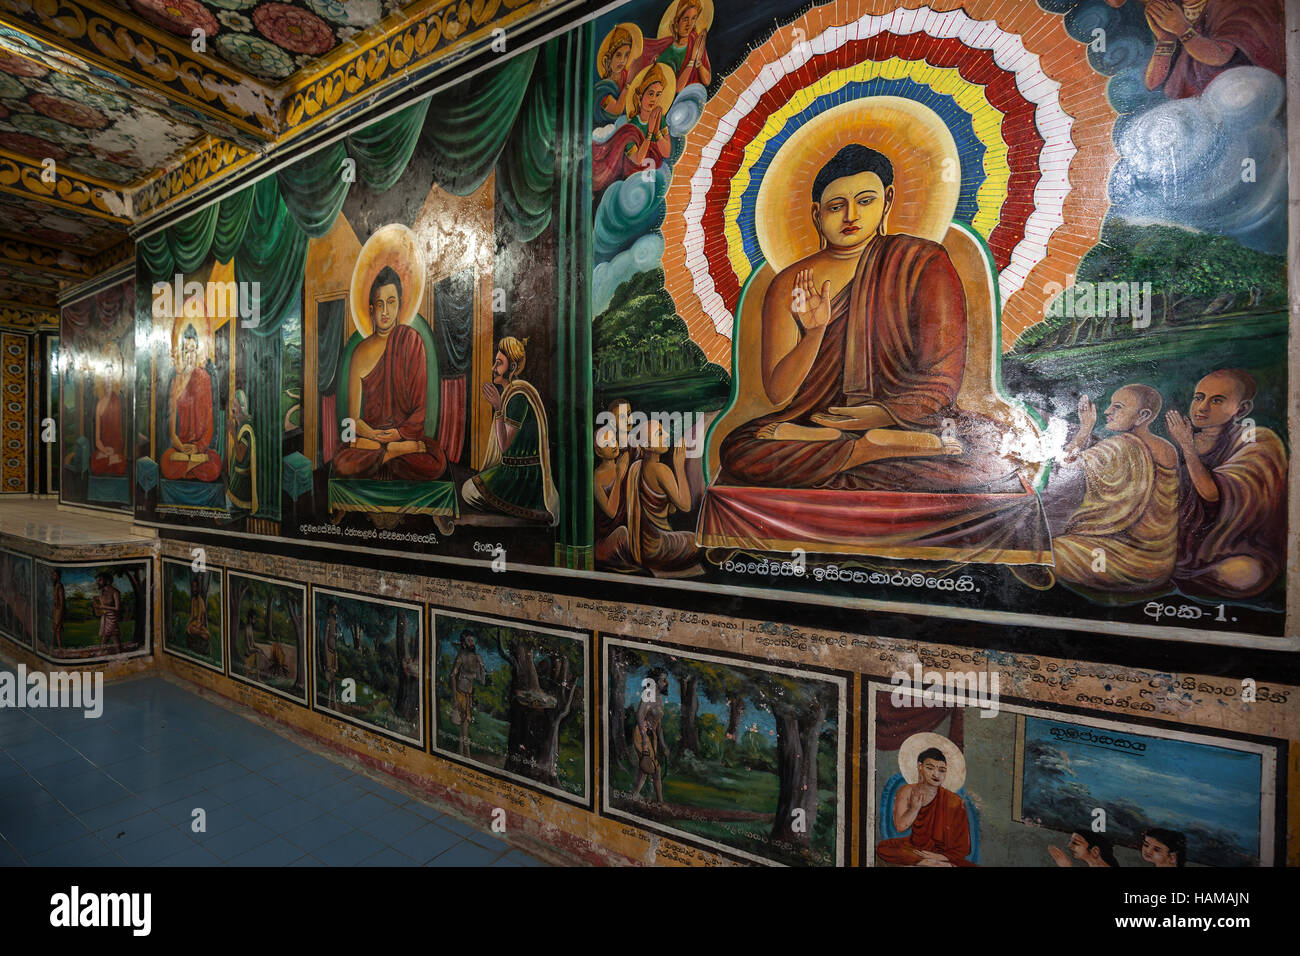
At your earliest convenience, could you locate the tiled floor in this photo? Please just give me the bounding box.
[0,670,548,867]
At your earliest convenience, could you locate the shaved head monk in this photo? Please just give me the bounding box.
[718,144,1023,493]
[1048,384,1179,592]
[1165,369,1286,599]
[333,266,447,481]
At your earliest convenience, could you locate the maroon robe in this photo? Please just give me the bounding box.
[1162,0,1284,99]
[91,392,126,476]
[720,234,1023,493]
[1175,422,1287,598]
[332,323,447,481]
[161,368,221,482]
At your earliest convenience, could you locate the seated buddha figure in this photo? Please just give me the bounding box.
[717,144,1026,495]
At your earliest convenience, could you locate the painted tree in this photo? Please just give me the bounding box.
[747,673,838,850]
[496,627,581,788]
[607,644,651,769]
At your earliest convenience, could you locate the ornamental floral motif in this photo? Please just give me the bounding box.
[252,3,335,55]
[129,0,221,38]
[10,112,89,143]
[304,0,382,28]
[213,32,296,80]
[29,93,111,130]
[218,10,254,30]
[30,227,85,246]
[73,158,140,183]
[0,50,46,78]
[0,131,67,161]
[47,73,134,113]
[208,0,259,9]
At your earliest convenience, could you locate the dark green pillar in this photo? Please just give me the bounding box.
[553,24,595,571]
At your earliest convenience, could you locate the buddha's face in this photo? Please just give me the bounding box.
[610,43,631,75]
[1141,836,1176,867]
[1189,372,1249,430]
[1104,388,1149,433]
[178,337,198,374]
[370,282,400,336]
[640,81,664,118]
[813,171,892,252]
[918,757,946,788]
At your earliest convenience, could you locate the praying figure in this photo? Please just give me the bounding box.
[185,574,210,646]
[1046,386,1179,592]
[1165,369,1286,599]
[642,0,710,89]
[1105,0,1283,99]
[876,743,975,867]
[333,266,447,481]
[718,145,1020,493]
[592,63,674,194]
[595,24,641,124]
[161,319,221,482]
[462,337,559,524]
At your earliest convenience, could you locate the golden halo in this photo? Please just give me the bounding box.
[898,732,966,792]
[350,223,426,338]
[754,96,961,274]
[657,0,713,38]
[597,23,644,79]
[626,62,676,120]
[170,301,211,361]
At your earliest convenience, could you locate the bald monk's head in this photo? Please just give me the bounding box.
[1190,369,1256,430]
[1104,384,1161,435]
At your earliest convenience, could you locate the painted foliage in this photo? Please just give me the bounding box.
[866,687,1277,867]
[134,42,569,564]
[61,275,134,512]
[314,588,423,745]
[0,548,32,647]
[226,570,307,702]
[603,637,846,866]
[589,0,1290,647]
[33,559,150,662]
[432,611,588,801]
[162,557,224,672]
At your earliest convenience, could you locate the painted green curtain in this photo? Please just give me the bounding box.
[137,49,561,520]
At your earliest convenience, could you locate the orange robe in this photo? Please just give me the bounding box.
[161,368,221,482]
[877,786,976,866]
[1175,423,1287,598]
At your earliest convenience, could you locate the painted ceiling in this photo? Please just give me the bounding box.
[111,0,404,82]
[0,0,567,317]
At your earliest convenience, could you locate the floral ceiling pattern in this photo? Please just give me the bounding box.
[0,193,128,255]
[0,42,204,187]
[117,0,404,82]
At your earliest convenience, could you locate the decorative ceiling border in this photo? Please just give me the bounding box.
[131,136,255,220]
[83,237,134,277]
[0,147,130,222]
[0,0,278,143]
[0,305,55,329]
[0,237,85,278]
[58,256,131,304]
[280,0,560,129]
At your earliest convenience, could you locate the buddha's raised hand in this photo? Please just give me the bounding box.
[791,268,832,330]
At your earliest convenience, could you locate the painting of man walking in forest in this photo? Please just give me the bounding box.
[432,611,588,803]
[604,638,845,866]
